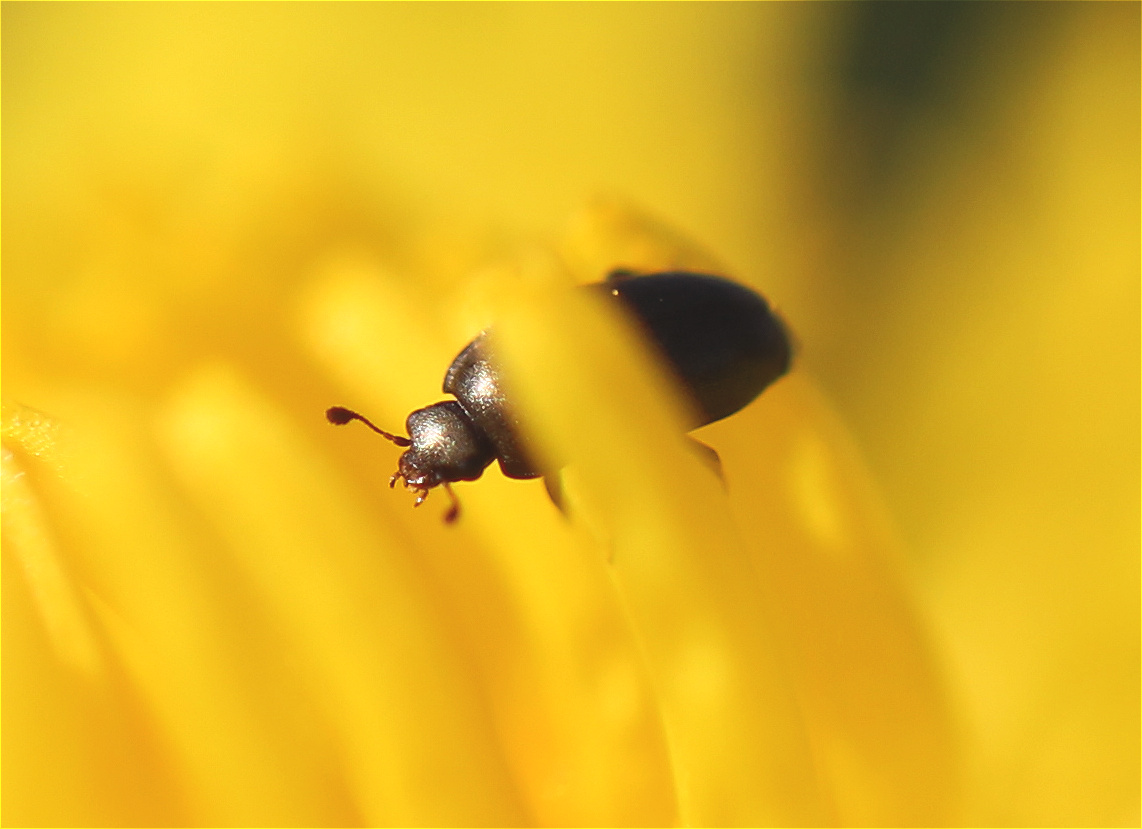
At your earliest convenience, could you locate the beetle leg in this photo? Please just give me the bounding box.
[442,483,461,524]
[687,437,725,485]
[543,472,566,514]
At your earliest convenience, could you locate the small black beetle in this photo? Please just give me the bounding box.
[327,270,792,522]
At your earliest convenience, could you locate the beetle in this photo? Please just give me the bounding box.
[327,270,792,522]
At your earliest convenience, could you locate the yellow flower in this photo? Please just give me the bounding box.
[4,4,1136,827]
[4,182,957,825]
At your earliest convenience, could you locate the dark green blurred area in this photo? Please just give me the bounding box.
[817,2,1122,243]
[826,2,1037,216]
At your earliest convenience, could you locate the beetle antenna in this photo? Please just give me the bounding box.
[326,406,412,447]
[442,483,461,524]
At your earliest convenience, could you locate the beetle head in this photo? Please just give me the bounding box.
[395,401,496,490]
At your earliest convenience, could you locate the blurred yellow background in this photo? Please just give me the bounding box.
[3,4,1137,826]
